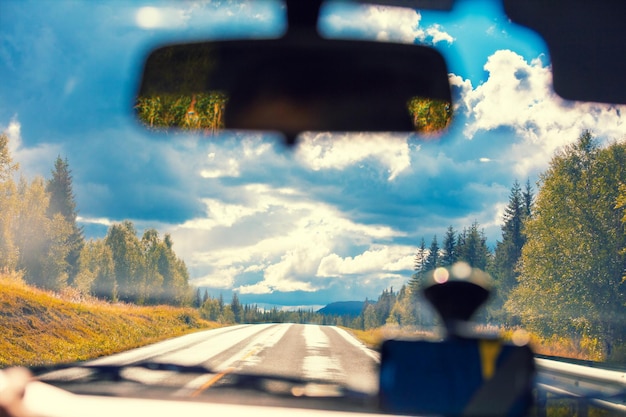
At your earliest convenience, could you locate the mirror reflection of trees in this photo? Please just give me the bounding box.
[135,93,227,133]
[135,94,451,134]
[407,97,452,134]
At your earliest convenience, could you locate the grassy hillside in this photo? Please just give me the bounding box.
[0,273,219,367]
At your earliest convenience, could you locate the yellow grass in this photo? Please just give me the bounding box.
[346,324,604,362]
[500,329,605,362]
[341,325,439,349]
[0,274,222,367]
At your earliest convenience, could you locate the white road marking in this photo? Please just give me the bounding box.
[330,326,381,363]
[301,324,343,381]
[176,323,292,395]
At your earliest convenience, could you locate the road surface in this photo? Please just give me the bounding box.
[43,323,380,396]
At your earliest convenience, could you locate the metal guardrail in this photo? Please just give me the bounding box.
[535,357,626,415]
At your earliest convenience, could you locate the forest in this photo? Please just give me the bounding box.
[3,128,626,360]
[343,131,626,360]
[0,132,193,306]
[195,130,626,362]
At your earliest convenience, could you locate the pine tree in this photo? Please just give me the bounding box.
[424,235,440,272]
[194,288,202,308]
[408,238,427,296]
[523,179,534,218]
[46,156,84,284]
[0,133,20,270]
[231,292,243,323]
[440,226,457,266]
[493,181,531,298]
[456,222,489,269]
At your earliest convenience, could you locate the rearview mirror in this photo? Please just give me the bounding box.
[135,21,452,144]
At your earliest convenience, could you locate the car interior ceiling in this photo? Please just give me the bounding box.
[342,0,626,106]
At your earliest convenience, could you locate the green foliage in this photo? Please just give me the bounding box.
[135,93,227,132]
[97,222,193,306]
[440,226,457,267]
[76,239,116,301]
[46,156,84,284]
[14,177,73,290]
[200,297,222,321]
[388,286,416,326]
[135,94,449,135]
[407,97,452,133]
[0,167,19,270]
[0,132,18,181]
[0,135,75,290]
[425,235,440,271]
[507,132,626,355]
[363,304,377,330]
[105,221,145,303]
[456,221,490,269]
[489,180,534,325]
[230,292,243,323]
[0,130,194,308]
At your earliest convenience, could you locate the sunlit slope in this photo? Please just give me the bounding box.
[0,274,217,367]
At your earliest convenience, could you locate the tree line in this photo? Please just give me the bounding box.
[349,131,626,360]
[195,291,356,325]
[0,132,193,306]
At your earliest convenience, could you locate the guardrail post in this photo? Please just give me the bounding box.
[577,398,588,417]
[536,389,547,417]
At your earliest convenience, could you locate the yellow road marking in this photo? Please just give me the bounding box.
[191,367,235,397]
[242,347,259,360]
[190,346,261,397]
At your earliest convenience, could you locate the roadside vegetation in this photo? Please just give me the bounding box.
[193,131,626,363]
[0,272,217,367]
[3,128,625,365]
[0,132,194,306]
[338,131,626,363]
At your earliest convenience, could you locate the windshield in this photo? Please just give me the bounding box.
[2,0,626,413]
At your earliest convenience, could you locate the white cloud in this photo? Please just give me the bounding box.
[1,118,59,179]
[198,138,273,179]
[425,24,455,45]
[194,266,239,289]
[296,133,412,181]
[76,216,113,227]
[135,6,190,29]
[4,118,22,154]
[179,182,405,294]
[321,4,454,45]
[459,50,626,177]
[317,245,414,277]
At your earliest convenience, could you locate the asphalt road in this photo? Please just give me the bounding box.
[43,323,380,396]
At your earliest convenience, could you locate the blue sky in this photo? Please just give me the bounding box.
[2,0,626,307]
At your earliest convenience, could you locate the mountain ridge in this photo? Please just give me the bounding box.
[317,300,365,317]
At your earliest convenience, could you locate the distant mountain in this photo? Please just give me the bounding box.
[317,301,365,317]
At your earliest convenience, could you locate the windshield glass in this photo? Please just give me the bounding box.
[2,0,626,404]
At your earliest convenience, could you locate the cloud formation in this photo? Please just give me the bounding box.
[455,50,626,177]
[296,133,412,181]
[1,118,59,179]
[320,3,454,45]
[172,182,409,295]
